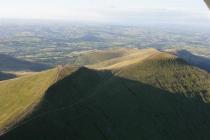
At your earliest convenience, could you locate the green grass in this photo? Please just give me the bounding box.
[0,68,58,134]
[88,48,159,69]
[0,64,80,134]
[74,48,142,66]
[2,67,210,140]
[1,48,210,140]
[118,52,210,101]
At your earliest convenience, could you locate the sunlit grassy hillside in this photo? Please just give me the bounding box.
[117,52,210,101]
[0,69,57,134]
[75,48,143,66]
[88,48,159,69]
[0,65,78,134]
[2,48,210,140]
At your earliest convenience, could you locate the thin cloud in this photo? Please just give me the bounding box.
[0,0,209,25]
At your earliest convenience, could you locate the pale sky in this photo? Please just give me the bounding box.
[0,0,209,25]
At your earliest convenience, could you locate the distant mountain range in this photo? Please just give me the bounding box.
[0,71,16,81]
[1,48,210,140]
[0,54,50,72]
[167,49,210,72]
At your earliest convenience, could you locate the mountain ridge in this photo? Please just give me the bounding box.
[1,48,210,140]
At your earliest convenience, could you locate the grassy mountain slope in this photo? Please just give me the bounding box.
[0,65,78,135]
[74,48,142,66]
[0,54,49,72]
[117,52,210,101]
[1,48,210,140]
[89,48,159,69]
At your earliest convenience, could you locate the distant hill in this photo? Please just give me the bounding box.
[0,72,16,81]
[0,54,50,72]
[68,33,104,43]
[1,48,210,140]
[78,33,104,42]
[167,49,210,72]
[74,48,156,66]
[88,48,159,69]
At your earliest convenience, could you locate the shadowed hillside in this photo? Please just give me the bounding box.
[0,72,16,81]
[2,50,210,140]
[175,50,210,72]
[0,54,50,72]
[0,49,210,140]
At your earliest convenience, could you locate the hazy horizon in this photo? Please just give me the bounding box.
[0,0,210,26]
